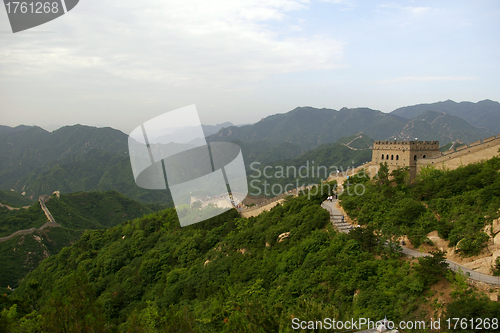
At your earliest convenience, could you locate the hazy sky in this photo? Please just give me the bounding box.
[1,0,499,134]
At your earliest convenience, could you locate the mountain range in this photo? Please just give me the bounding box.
[2,100,500,329]
[1,99,498,202]
[391,99,500,134]
[207,100,497,149]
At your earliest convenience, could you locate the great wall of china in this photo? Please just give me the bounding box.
[243,134,500,216]
[0,195,60,243]
[327,133,500,185]
[238,134,500,286]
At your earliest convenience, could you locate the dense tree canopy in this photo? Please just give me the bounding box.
[341,157,500,255]
[2,164,500,331]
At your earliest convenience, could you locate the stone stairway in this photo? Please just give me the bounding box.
[330,214,354,233]
[321,200,355,233]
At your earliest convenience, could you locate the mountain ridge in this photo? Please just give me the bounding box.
[1,99,498,202]
[391,99,500,134]
[207,102,493,149]
[389,110,492,143]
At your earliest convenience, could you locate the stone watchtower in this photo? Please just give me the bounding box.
[371,140,440,179]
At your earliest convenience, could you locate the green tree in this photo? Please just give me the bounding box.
[40,271,108,333]
[414,250,449,288]
[375,162,389,185]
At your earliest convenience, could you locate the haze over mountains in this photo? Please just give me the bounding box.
[208,99,499,148]
[1,99,499,202]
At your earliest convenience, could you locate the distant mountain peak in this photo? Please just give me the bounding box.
[391,100,500,135]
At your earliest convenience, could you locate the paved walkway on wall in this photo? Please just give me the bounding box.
[320,200,500,286]
[340,133,364,150]
[321,199,354,233]
[0,202,30,211]
[239,185,317,218]
[0,197,60,243]
[400,246,500,285]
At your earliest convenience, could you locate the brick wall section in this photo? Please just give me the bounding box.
[484,135,497,143]
[326,135,500,183]
[469,140,483,147]
[418,135,500,171]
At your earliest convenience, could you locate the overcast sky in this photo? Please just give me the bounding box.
[1,0,499,134]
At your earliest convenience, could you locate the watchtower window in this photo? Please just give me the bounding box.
[414,155,417,161]
[391,155,394,160]
[396,155,399,160]
[381,154,384,160]
[386,154,389,160]
[423,154,426,158]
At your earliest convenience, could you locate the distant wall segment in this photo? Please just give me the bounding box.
[0,195,60,243]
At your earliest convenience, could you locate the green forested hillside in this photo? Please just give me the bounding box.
[0,204,47,238]
[0,227,82,290]
[208,104,493,150]
[0,190,34,208]
[3,188,499,332]
[17,149,173,205]
[341,155,500,257]
[0,125,173,205]
[44,191,155,230]
[1,101,497,206]
[248,140,372,197]
[0,191,157,289]
[0,125,127,190]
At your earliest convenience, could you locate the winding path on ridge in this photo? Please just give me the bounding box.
[0,202,30,211]
[0,197,61,243]
[321,198,500,286]
[340,134,363,150]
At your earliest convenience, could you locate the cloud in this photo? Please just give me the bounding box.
[0,0,344,88]
[378,3,430,15]
[403,6,430,15]
[375,76,479,84]
[321,0,357,9]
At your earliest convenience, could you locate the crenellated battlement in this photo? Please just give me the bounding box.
[373,140,439,151]
[368,134,500,179]
[374,140,439,145]
[418,134,500,169]
[371,139,441,178]
[328,134,500,183]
